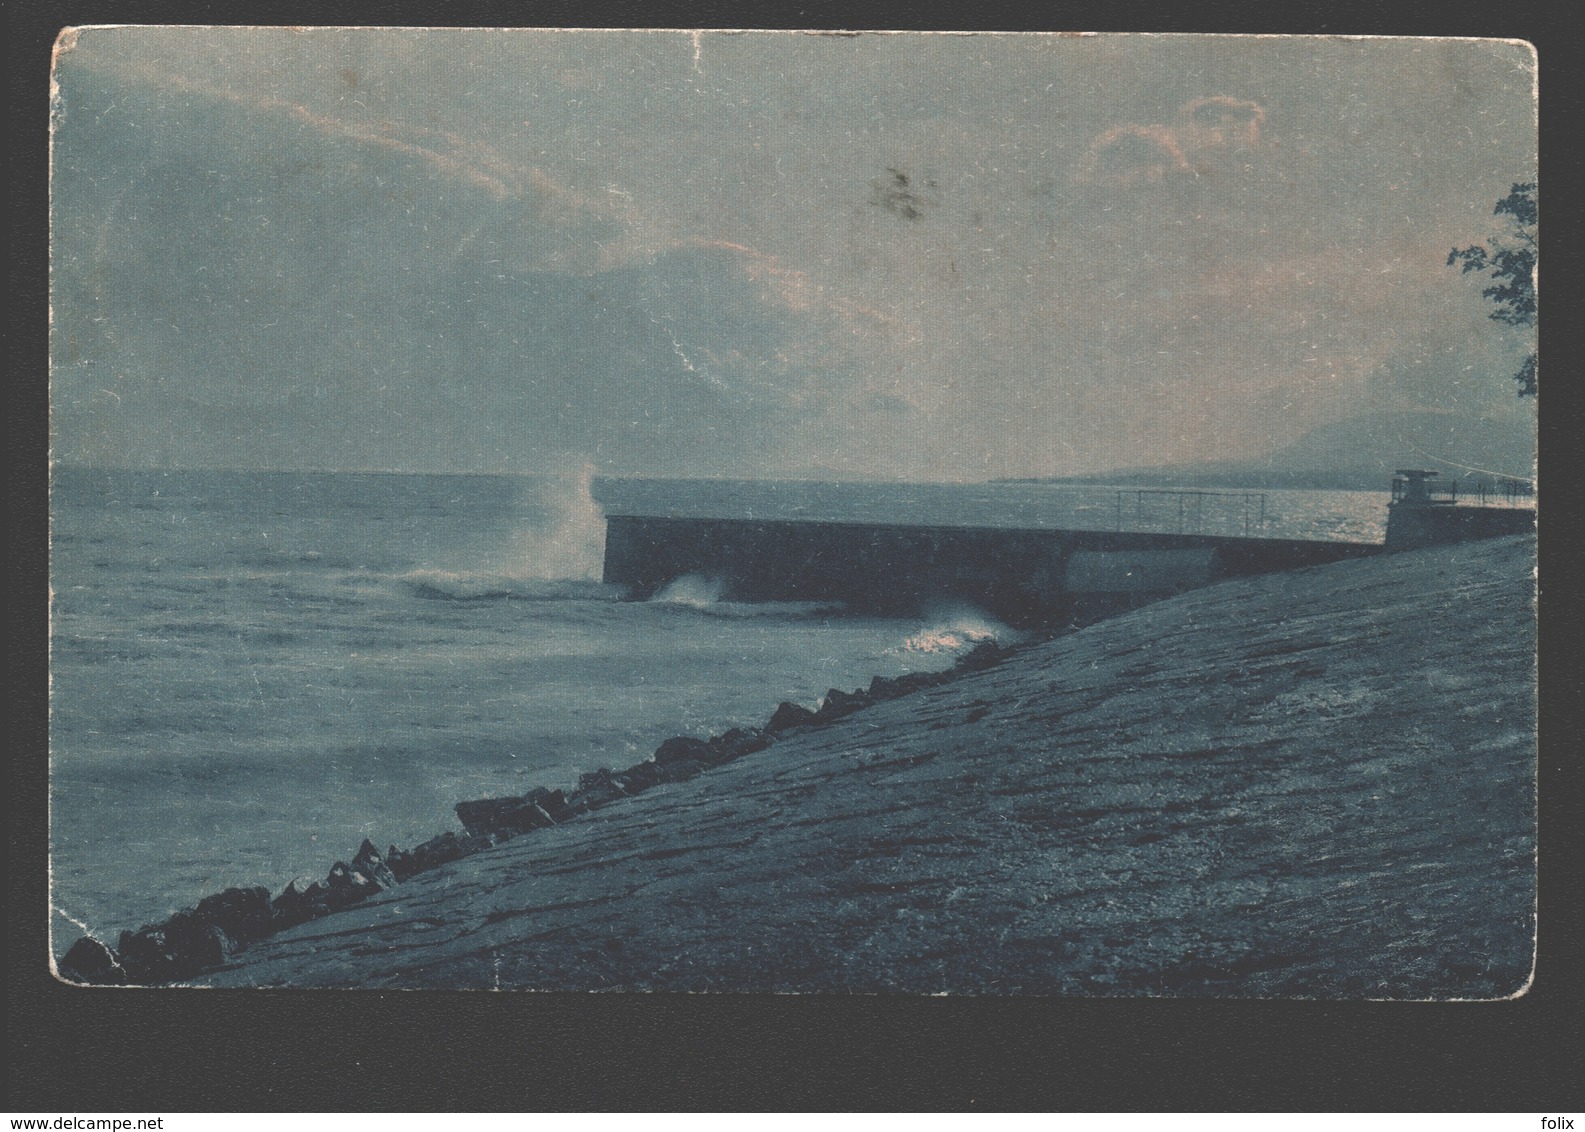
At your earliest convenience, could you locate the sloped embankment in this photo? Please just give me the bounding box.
[199,535,1536,995]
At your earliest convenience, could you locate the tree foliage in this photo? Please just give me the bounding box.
[1449,182,1537,396]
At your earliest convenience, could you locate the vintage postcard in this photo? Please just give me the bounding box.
[48,28,1537,993]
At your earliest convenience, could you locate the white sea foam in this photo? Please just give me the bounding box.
[400,569,616,603]
[649,574,843,618]
[506,462,606,581]
[653,573,727,606]
[896,605,1024,655]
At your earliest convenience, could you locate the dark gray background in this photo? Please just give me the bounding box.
[13,0,1582,1114]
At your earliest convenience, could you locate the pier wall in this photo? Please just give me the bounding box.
[603,515,1382,626]
[1384,503,1535,551]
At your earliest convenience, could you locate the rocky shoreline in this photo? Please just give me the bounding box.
[56,635,1019,986]
[58,535,1537,996]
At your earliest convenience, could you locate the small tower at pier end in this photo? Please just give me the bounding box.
[1385,469,1534,551]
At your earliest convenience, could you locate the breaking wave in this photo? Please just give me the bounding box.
[507,462,606,582]
[894,606,1025,655]
[401,570,620,603]
[649,574,841,619]
[652,574,727,606]
[401,461,614,601]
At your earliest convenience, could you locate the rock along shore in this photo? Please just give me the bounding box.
[57,627,1013,987]
[59,535,1537,997]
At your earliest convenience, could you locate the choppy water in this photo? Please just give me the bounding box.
[49,467,1387,940]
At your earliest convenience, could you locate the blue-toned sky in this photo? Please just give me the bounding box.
[50,29,1536,478]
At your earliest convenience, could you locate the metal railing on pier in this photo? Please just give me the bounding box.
[1465,478,1537,508]
[1390,473,1536,509]
[1114,489,1269,537]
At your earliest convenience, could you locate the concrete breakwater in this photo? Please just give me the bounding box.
[1384,498,1535,550]
[55,637,1018,986]
[603,514,1383,627]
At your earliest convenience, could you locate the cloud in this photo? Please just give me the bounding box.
[1076,123,1190,187]
[1076,95,1268,187]
[55,39,933,474]
[1180,95,1266,150]
[61,50,653,275]
[82,55,522,199]
[681,237,907,339]
[62,41,933,338]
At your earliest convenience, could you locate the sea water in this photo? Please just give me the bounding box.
[48,467,1386,941]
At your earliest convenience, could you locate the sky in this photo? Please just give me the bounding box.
[49,29,1537,480]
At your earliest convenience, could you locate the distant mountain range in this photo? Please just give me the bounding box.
[1002,410,1537,491]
